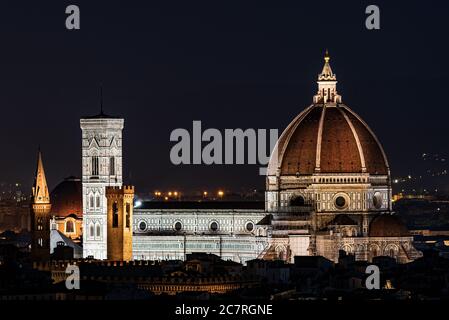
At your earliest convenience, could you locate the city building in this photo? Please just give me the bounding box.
[45,52,421,264]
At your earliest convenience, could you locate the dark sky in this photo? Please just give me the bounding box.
[0,0,448,195]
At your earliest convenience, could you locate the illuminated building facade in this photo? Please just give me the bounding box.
[45,52,421,264]
[80,114,124,259]
[130,53,421,264]
[132,203,267,263]
[263,52,422,263]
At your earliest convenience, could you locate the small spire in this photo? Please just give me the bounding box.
[32,148,50,204]
[313,50,342,104]
[319,49,335,81]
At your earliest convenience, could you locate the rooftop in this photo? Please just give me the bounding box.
[136,201,265,210]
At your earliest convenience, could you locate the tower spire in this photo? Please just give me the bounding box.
[31,148,52,261]
[100,83,104,115]
[313,50,342,104]
[32,149,50,204]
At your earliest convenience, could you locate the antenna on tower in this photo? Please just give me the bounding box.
[99,83,104,115]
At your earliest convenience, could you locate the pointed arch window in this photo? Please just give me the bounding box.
[66,220,74,233]
[89,224,95,238]
[90,195,94,208]
[96,224,101,238]
[96,194,101,208]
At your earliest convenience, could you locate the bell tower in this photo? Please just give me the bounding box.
[80,109,124,259]
[31,150,52,261]
[106,186,134,261]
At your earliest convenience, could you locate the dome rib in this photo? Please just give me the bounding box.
[267,53,389,178]
[338,107,367,172]
[319,106,362,173]
[268,104,389,176]
[280,106,322,174]
[267,104,315,176]
[314,104,327,172]
[341,105,390,175]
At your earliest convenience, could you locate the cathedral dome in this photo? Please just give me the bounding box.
[271,104,389,176]
[267,52,389,177]
[369,214,409,237]
[50,176,82,218]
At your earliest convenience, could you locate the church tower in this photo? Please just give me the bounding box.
[80,110,124,259]
[106,186,134,261]
[31,150,52,261]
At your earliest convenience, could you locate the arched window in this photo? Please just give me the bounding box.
[90,195,94,208]
[112,202,119,228]
[89,224,95,238]
[66,220,74,233]
[96,224,101,238]
[290,195,305,206]
[277,249,285,260]
[96,195,101,208]
[389,249,395,257]
[343,245,352,254]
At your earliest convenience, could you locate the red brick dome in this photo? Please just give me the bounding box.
[369,214,409,237]
[270,104,389,176]
[50,176,82,218]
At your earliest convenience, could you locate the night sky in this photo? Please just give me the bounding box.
[0,1,448,195]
